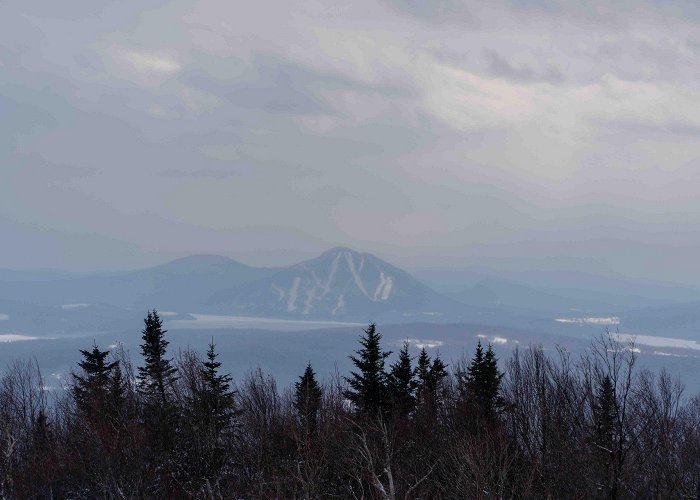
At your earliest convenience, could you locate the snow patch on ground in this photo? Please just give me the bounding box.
[62,303,90,310]
[620,334,700,351]
[555,316,620,325]
[653,351,700,358]
[167,313,362,331]
[477,333,515,345]
[0,334,44,342]
[406,338,444,349]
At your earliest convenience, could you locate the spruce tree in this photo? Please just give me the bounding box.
[137,310,178,456]
[415,348,447,417]
[466,340,485,393]
[345,323,391,417]
[72,342,118,419]
[294,363,322,434]
[415,348,432,408]
[467,341,503,422]
[181,340,237,486]
[429,353,448,393]
[108,361,127,421]
[387,341,416,418]
[137,310,178,406]
[199,340,236,433]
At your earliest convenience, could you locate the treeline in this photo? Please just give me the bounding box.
[1,312,700,498]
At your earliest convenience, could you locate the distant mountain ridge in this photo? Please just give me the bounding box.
[0,248,464,321]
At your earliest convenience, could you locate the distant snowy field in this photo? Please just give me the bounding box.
[167,313,363,332]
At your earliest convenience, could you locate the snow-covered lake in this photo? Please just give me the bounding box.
[621,333,700,351]
[166,313,363,332]
[0,334,44,342]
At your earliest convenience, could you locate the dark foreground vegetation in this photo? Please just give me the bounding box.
[1,311,699,499]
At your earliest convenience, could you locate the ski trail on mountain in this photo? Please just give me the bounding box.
[287,277,301,312]
[345,252,371,299]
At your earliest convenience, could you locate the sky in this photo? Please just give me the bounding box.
[3,0,700,284]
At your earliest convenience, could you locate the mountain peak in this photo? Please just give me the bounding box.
[208,245,455,320]
[322,246,363,257]
[167,254,237,265]
[152,254,252,275]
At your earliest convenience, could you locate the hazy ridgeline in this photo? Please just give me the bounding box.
[0,313,699,499]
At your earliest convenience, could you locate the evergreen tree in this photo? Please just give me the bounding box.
[72,342,118,419]
[387,341,417,418]
[294,363,323,434]
[345,323,392,417]
[136,310,178,458]
[137,310,178,406]
[466,340,485,393]
[415,348,431,388]
[181,340,237,487]
[415,347,432,409]
[481,344,503,411]
[198,340,236,433]
[415,348,448,416]
[32,408,52,452]
[466,341,503,422]
[107,361,127,422]
[429,353,448,394]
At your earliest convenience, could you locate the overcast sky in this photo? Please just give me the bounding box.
[3,0,700,283]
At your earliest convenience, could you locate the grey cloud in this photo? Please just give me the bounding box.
[157,168,238,179]
[485,49,566,84]
[382,0,463,19]
[4,0,700,286]
[595,119,700,139]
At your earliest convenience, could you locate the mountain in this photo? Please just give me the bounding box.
[0,255,275,310]
[447,278,622,315]
[102,255,276,310]
[0,249,466,322]
[208,247,463,320]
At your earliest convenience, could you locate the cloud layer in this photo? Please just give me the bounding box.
[3,0,700,282]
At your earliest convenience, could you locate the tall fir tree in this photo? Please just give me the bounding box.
[466,341,503,422]
[387,341,417,418]
[466,340,485,392]
[137,310,178,406]
[198,340,236,433]
[136,310,179,458]
[429,354,448,393]
[108,360,127,422]
[181,340,237,486]
[294,362,323,435]
[345,323,392,417]
[415,348,448,417]
[72,342,118,419]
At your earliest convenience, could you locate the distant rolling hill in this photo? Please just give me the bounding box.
[0,249,470,322]
[0,255,275,310]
